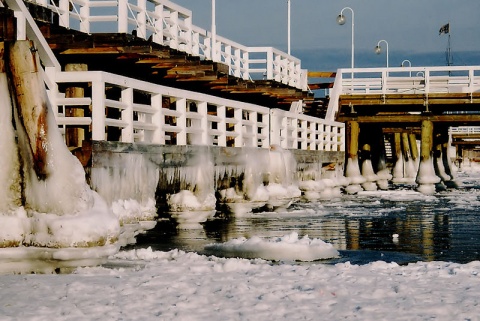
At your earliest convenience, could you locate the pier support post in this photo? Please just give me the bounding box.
[360,143,378,191]
[442,141,458,188]
[344,121,365,194]
[433,127,458,189]
[65,63,88,148]
[392,132,405,183]
[416,120,440,194]
[402,132,416,183]
[409,133,419,172]
[369,126,391,190]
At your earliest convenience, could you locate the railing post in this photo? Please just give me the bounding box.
[469,68,474,90]
[233,107,243,147]
[266,48,274,80]
[121,87,134,142]
[338,126,345,152]
[424,69,430,93]
[58,0,70,29]
[13,10,26,40]
[197,101,208,144]
[203,33,212,61]
[381,69,388,95]
[79,1,90,34]
[191,29,200,56]
[169,11,179,50]
[91,79,106,141]
[242,51,249,80]
[137,0,147,39]
[183,14,193,54]
[151,93,164,144]
[118,0,129,34]
[153,3,164,44]
[176,97,187,145]
[216,105,226,146]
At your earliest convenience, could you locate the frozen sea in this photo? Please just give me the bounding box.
[132,168,480,266]
[1,166,480,320]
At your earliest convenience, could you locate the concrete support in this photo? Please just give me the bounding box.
[416,120,440,194]
[344,121,365,194]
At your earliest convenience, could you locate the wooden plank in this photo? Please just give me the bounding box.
[307,71,336,78]
[308,82,333,90]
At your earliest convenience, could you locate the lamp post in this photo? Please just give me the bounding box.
[287,0,291,55]
[337,7,354,91]
[375,39,389,68]
[401,59,412,77]
[211,0,217,61]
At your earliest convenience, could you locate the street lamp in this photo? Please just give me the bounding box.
[401,59,412,77]
[375,39,389,68]
[337,7,354,91]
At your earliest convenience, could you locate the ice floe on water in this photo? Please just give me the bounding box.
[204,232,339,261]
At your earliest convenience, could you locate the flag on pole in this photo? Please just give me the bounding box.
[439,23,450,35]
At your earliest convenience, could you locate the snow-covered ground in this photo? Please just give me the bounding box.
[0,247,479,320]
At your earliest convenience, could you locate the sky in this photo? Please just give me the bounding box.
[172,0,480,70]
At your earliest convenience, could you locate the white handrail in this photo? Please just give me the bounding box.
[326,65,480,121]
[51,70,344,149]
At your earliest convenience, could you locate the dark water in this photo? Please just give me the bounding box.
[128,171,480,265]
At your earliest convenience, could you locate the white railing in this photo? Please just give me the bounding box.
[449,127,480,136]
[24,0,307,90]
[326,66,480,121]
[50,70,344,150]
[270,109,344,152]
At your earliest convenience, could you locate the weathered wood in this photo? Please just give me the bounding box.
[65,63,88,148]
[420,120,434,161]
[347,121,360,159]
[337,114,480,124]
[409,133,419,161]
[308,82,334,90]
[339,93,480,106]
[8,40,49,179]
[307,71,336,78]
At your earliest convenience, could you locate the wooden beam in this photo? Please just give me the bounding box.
[307,71,336,78]
[308,82,333,90]
[337,114,480,124]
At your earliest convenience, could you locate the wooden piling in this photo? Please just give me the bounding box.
[392,132,404,182]
[416,120,440,194]
[409,133,419,163]
[347,120,359,160]
[7,40,49,179]
[402,132,416,181]
[345,121,365,193]
[65,63,88,148]
[420,120,433,162]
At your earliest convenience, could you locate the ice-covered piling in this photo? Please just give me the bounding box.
[0,40,119,251]
[416,120,440,194]
[360,144,378,191]
[344,121,365,194]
